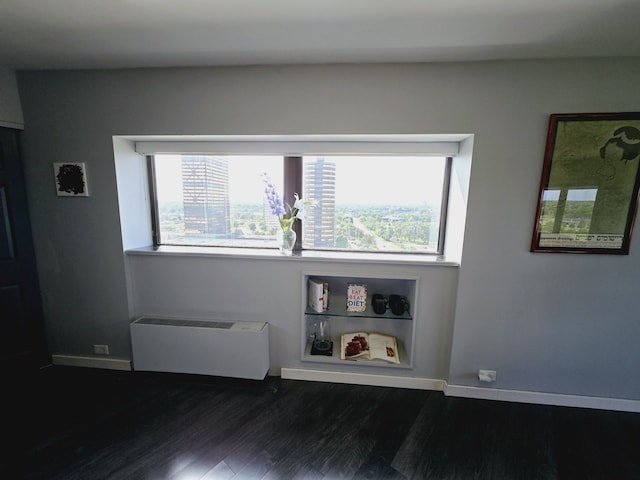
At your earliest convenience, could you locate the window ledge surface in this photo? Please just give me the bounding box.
[125,245,460,267]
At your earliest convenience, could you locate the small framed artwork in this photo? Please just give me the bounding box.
[54,162,89,197]
[531,112,640,254]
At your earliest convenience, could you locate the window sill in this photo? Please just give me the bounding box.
[125,245,460,267]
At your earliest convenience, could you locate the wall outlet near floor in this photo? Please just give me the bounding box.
[478,369,496,383]
[94,344,110,355]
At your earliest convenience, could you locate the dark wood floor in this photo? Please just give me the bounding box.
[8,366,640,479]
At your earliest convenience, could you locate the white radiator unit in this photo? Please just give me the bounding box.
[130,317,270,380]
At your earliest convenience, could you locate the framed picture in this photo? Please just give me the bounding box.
[531,112,640,254]
[54,162,89,196]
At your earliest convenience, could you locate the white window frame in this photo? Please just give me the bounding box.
[128,134,469,260]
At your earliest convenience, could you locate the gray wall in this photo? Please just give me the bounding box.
[16,59,640,403]
[0,67,23,128]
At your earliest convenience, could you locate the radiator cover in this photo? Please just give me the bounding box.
[130,317,270,380]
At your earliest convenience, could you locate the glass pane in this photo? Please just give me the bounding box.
[539,187,598,234]
[154,155,283,247]
[302,156,446,253]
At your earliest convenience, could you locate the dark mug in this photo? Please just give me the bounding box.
[371,293,387,315]
[388,294,409,316]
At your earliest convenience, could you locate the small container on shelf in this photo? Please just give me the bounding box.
[310,316,333,356]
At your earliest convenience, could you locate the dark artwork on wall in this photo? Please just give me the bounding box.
[54,163,88,196]
[531,112,640,254]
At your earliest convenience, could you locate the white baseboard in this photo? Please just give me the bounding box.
[281,369,640,413]
[51,354,132,371]
[445,384,640,413]
[280,368,446,391]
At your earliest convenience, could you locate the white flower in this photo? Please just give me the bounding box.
[292,193,318,221]
[292,193,303,211]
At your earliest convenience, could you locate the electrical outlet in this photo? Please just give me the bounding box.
[94,344,110,355]
[478,369,496,382]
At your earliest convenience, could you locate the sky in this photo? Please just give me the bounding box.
[154,155,447,206]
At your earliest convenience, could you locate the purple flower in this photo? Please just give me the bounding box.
[262,173,286,216]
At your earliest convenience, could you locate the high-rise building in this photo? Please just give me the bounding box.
[303,158,336,248]
[181,156,230,238]
[262,201,280,232]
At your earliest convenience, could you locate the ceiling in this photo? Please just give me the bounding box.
[1,0,639,71]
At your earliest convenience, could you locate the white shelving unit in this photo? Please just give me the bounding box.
[301,272,419,369]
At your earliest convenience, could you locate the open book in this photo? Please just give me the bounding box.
[340,332,400,364]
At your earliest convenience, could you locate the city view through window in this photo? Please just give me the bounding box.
[153,155,448,254]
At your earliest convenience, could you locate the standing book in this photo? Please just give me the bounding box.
[340,332,400,364]
[346,283,367,312]
[308,278,329,313]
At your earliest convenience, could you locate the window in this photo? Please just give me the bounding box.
[301,156,449,254]
[148,144,453,255]
[151,155,282,248]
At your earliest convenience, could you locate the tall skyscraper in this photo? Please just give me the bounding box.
[303,158,336,248]
[262,200,280,232]
[181,156,230,238]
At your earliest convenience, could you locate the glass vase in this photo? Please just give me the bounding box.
[277,228,296,255]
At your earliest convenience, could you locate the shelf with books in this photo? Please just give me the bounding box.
[302,272,418,369]
[304,297,412,320]
[302,334,411,368]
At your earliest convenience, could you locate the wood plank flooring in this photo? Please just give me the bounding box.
[8,366,640,479]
